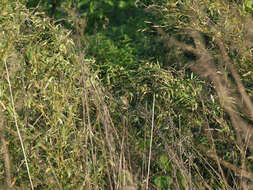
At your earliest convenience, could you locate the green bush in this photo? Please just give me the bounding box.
[1,0,253,189]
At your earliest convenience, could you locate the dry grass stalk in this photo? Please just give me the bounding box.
[145,94,155,190]
[152,1,253,187]
[0,110,12,189]
[4,59,34,190]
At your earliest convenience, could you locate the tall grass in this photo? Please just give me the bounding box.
[0,0,253,189]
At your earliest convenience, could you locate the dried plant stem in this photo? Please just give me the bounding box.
[146,94,155,190]
[139,101,191,189]
[200,99,229,189]
[0,111,12,189]
[47,158,62,190]
[4,59,34,190]
[198,144,253,181]
[217,39,253,120]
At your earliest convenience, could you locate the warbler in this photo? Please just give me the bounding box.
[120,96,129,107]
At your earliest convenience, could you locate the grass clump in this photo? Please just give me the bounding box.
[0,0,253,189]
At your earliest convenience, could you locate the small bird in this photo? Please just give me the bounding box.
[120,96,129,107]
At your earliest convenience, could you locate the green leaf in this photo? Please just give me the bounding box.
[245,0,253,12]
[154,175,172,190]
[104,0,114,6]
[118,1,127,8]
[78,0,89,8]
[158,154,171,172]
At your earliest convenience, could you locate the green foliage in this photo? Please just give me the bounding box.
[154,175,172,190]
[1,0,253,189]
[87,32,136,67]
[158,154,171,172]
[1,2,94,189]
[245,0,253,12]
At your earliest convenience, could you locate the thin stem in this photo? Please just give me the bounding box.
[4,59,34,190]
[146,94,155,190]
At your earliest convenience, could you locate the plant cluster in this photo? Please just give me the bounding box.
[0,0,253,189]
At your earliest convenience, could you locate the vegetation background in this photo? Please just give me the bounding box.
[0,0,253,189]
